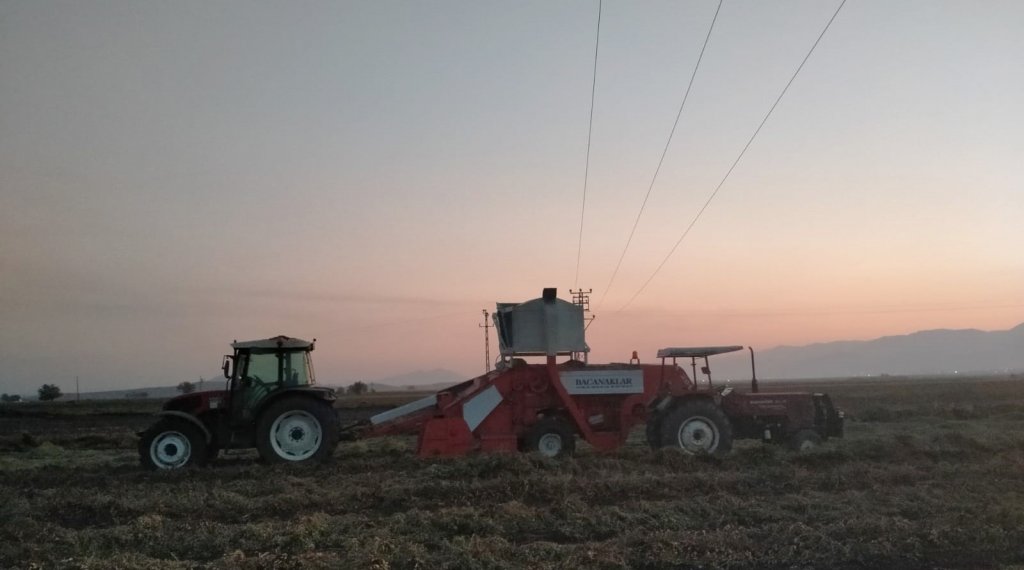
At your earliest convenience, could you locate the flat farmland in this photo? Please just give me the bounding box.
[2,377,1024,569]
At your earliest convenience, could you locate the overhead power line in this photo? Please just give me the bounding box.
[597,0,723,307]
[618,0,848,311]
[574,0,603,288]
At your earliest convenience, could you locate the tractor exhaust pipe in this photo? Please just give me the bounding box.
[749,347,759,394]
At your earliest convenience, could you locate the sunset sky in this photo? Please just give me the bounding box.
[2,1,1022,394]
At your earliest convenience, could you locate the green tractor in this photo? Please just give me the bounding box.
[138,335,340,469]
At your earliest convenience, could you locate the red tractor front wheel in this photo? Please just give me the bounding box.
[139,418,209,470]
[787,429,822,452]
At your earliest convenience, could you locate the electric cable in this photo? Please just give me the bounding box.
[574,0,603,288]
[597,0,723,307]
[618,0,848,311]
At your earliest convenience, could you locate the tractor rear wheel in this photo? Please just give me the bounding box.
[256,396,340,464]
[139,418,208,470]
[787,429,822,452]
[660,400,733,456]
[522,417,575,458]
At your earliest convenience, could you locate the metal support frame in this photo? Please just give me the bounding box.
[749,347,758,393]
[479,309,491,373]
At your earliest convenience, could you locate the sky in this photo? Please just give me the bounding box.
[2,1,1022,394]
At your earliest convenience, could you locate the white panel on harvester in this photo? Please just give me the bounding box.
[462,386,503,432]
[369,394,438,426]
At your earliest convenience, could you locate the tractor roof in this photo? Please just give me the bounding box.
[656,346,744,359]
[232,335,314,350]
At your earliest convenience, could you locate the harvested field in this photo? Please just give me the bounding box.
[2,377,1024,569]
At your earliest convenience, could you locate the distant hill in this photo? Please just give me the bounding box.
[334,368,467,393]
[48,323,1024,400]
[713,323,1024,380]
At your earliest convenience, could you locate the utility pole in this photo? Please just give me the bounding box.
[570,288,592,314]
[570,289,595,362]
[76,376,80,402]
[479,309,491,373]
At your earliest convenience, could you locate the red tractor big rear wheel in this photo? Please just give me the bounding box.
[255,396,340,464]
[659,400,733,456]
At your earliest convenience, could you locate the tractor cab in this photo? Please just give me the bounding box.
[223,336,318,422]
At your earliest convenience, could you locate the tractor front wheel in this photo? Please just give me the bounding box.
[660,400,733,456]
[787,429,822,452]
[522,417,575,458]
[139,418,208,470]
[256,397,340,464]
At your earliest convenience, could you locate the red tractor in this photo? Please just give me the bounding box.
[346,288,844,457]
[138,336,340,469]
[645,346,844,453]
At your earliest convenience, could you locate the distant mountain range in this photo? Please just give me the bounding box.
[351,324,1024,385]
[713,323,1024,380]
[336,368,466,393]
[34,325,1024,400]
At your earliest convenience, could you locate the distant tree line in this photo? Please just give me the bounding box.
[38,384,62,401]
[346,381,370,395]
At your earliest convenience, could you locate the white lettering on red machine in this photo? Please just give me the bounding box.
[559,370,645,395]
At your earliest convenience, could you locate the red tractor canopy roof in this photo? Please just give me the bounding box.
[656,346,743,359]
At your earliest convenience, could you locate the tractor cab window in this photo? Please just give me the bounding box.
[238,350,315,390]
[238,352,278,410]
[244,352,279,385]
[282,351,314,387]
[232,350,315,413]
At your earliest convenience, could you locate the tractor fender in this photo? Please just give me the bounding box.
[155,410,213,444]
[252,387,336,420]
[651,395,673,412]
[665,392,721,410]
[654,393,727,426]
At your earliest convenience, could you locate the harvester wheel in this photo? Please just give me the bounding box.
[139,418,208,470]
[522,417,575,459]
[787,429,822,452]
[256,396,340,464]
[660,400,733,456]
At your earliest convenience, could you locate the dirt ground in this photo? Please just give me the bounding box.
[2,376,1023,569]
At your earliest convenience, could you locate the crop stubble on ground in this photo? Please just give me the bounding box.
[1,377,1024,569]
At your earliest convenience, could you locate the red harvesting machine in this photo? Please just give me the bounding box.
[346,288,844,458]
